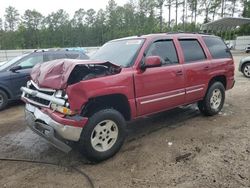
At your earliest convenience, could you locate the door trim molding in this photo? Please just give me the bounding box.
[140,92,185,105]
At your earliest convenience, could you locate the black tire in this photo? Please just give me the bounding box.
[78,108,126,162]
[0,90,8,111]
[242,62,250,78]
[198,82,225,116]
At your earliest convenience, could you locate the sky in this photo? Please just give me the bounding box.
[0,0,127,18]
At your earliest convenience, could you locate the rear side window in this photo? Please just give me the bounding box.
[52,53,66,60]
[179,39,206,63]
[146,40,179,65]
[44,53,66,62]
[65,53,80,59]
[203,36,232,59]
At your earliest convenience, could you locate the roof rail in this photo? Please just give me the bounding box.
[33,49,49,52]
[166,31,212,35]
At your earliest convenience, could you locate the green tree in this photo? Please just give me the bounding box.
[187,0,199,24]
[156,0,165,32]
[72,8,85,27]
[22,9,44,30]
[4,6,19,31]
[85,9,96,26]
[0,18,3,30]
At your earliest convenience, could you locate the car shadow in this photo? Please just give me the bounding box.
[126,104,201,142]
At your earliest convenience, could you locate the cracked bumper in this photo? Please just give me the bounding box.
[25,104,85,152]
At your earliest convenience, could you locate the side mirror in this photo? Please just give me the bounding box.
[9,65,22,72]
[141,56,162,70]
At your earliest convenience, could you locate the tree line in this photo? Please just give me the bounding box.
[0,0,248,50]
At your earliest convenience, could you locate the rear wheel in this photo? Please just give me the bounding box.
[242,62,250,78]
[0,90,8,111]
[198,82,225,116]
[78,108,126,162]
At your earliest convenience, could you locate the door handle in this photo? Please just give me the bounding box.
[176,70,183,76]
[204,66,209,70]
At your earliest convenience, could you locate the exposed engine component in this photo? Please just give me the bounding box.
[67,62,121,85]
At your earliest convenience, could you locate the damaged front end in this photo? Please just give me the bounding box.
[21,59,122,152]
[30,59,121,90]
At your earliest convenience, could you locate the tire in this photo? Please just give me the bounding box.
[198,82,225,116]
[78,108,126,162]
[0,90,8,111]
[242,63,250,78]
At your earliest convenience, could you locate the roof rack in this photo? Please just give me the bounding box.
[33,49,49,52]
[166,31,212,35]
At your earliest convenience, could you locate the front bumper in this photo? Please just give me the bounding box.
[25,104,84,153]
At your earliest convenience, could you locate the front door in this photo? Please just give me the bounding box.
[134,39,186,116]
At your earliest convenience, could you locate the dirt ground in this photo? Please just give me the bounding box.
[0,54,250,188]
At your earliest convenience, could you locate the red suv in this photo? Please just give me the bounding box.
[21,33,235,162]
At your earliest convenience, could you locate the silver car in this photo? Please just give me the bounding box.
[239,57,250,78]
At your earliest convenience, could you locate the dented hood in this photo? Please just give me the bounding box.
[31,59,121,90]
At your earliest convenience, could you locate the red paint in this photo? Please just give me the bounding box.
[144,56,162,68]
[41,108,88,128]
[29,33,235,128]
[31,59,120,90]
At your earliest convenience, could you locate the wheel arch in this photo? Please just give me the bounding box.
[0,85,12,99]
[81,93,131,121]
[241,61,250,72]
[208,75,227,90]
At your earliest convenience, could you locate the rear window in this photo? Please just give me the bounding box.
[179,39,206,63]
[203,36,232,59]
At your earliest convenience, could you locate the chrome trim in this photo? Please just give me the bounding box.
[30,80,55,92]
[23,95,49,108]
[186,88,204,94]
[26,104,82,141]
[140,92,185,105]
[21,87,65,106]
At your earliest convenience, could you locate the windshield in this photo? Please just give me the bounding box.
[91,39,144,67]
[0,54,29,71]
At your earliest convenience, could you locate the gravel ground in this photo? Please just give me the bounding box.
[0,55,249,188]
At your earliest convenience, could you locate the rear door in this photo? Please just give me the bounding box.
[134,39,186,116]
[202,36,234,90]
[178,38,211,103]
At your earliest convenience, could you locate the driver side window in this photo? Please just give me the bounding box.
[146,40,179,66]
[18,55,43,69]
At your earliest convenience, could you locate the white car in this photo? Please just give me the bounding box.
[245,45,250,53]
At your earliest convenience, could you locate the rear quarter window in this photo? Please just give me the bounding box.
[66,53,80,59]
[203,36,232,59]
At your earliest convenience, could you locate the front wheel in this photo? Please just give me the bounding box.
[0,90,8,111]
[78,109,126,162]
[198,82,225,116]
[242,63,250,78]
